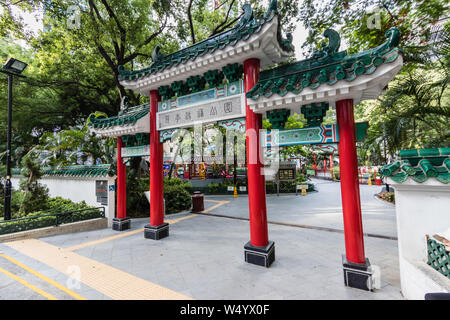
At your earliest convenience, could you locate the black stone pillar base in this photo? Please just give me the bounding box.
[244,241,275,268]
[112,218,130,231]
[144,223,169,240]
[342,255,374,291]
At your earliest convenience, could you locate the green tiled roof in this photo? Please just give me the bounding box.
[246,27,401,100]
[380,148,450,184]
[12,165,114,178]
[43,165,113,177]
[88,103,149,130]
[117,0,293,82]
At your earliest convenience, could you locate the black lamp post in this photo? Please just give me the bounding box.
[1,58,27,221]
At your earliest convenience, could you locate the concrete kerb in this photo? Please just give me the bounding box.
[0,218,108,243]
[0,208,199,243]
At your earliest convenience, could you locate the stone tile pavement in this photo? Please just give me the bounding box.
[0,181,403,300]
[203,178,397,238]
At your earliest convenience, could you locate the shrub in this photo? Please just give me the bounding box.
[127,174,150,218]
[0,215,56,234]
[207,183,220,193]
[16,155,51,215]
[297,173,307,183]
[164,177,193,193]
[19,183,50,215]
[332,166,340,180]
[0,207,104,235]
[218,178,247,188]
[164,185,192,214]
[45,197,92,212]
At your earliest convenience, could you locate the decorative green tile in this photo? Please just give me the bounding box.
[88,103,149,130]
[246,27,401,101]
[381,148,449,184]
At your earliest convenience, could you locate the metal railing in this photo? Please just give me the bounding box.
[0,207,105,235]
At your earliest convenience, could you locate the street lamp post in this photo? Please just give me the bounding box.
[1,58,28,221]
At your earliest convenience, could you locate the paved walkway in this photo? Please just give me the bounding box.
[204,178,397,239]
[0,180,402,300]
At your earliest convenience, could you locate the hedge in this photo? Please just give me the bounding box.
[0,207,105,235]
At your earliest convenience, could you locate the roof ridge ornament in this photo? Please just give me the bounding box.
[246,27,403,103]
[117,0,294,85]
[119,96,130,115]
[118,65,130,76]
[265,0,279,19]
[151,46,165,64]
[311,29,341,61]
[235,3,254,29]
[373,27,400,55]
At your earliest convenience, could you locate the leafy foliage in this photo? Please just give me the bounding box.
[33,119,115,167]
[163,177,192,214]
[17,155,50,215]
[0,207,103,235]
[298,1,449,164]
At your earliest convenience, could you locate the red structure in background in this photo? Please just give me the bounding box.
[112,137,130,230]
[116,137,126,219]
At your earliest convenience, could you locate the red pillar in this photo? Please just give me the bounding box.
[336,99,365,264]
[329,154,334,180]
[116,137,126,219]
[313,154,317,175]
[244,58,269,248]
[150,90,164,226]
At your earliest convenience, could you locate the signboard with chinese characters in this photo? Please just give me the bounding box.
[156,81,245,130]
[277,162,297,181]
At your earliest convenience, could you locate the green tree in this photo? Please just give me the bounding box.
[17,154,50,215]
[299,1,450,162]
[34,120,115,167]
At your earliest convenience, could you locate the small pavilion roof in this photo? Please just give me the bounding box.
[246,27,403,114]
[381,148,450,184]
[118,0,294,95]
[88,100,150,137]
[13,164,114,178]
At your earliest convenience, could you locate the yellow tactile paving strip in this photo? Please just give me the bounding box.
[66,201,229,252]
[0,265,57,300]
[5,239,191,300]
[203,200,230,212]
[65,213,198,252]
[65,228,144,252]
[0,254,85,300]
